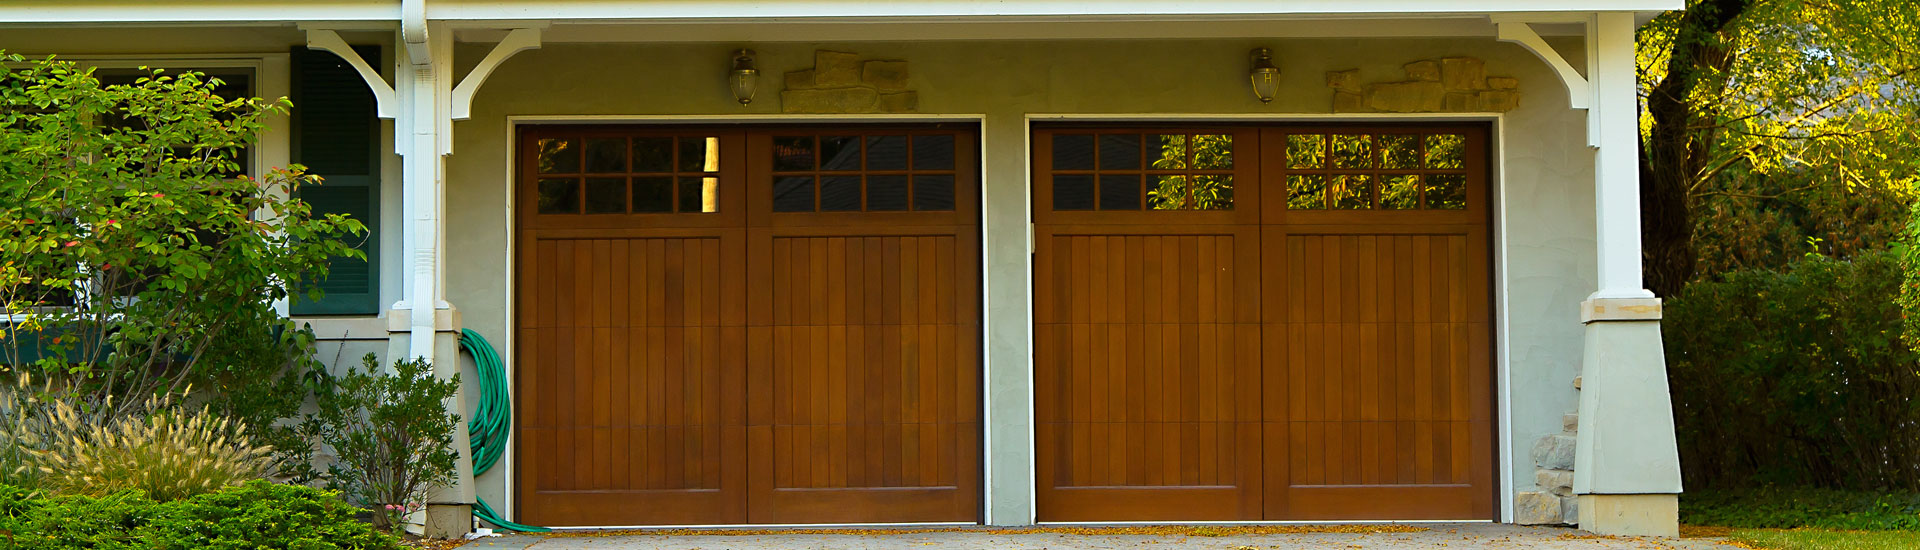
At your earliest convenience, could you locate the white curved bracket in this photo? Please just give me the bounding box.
[451,28,541,121]
[305,29,398,119]
[1496,20,1592,110]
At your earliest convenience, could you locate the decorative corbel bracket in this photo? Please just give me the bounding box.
[451,28,541,121]
[304,29,398,119]
[1493,18,1591,110]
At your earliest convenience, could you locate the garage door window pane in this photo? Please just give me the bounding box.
[1287,134,1325,169]
[821,135,861,171]
[1052,134,1094,170]
[537,177,579,214]
[1331,175,1373,209]
[584,177,627,214]
[680,137,720,172]
[1287,175,1326,209]
[1192,134,1232,169]
[585,138,627,173]
[773,176,815,212]
[1381,174,1420,210]
[774,136,814,171]
[1053,175,1094,210]
[866,135,909,170]
[1099,174,1141,210]
[1380,135,1421,169]
[913,135,955,170]
[867,175,909,211]
[914,175,955,211]
[821,176,862,211]
[679,176,719,213]
[1332,134,1373,169]
[1428,174,1467,209]
[1098,134,1141,170]
[1149,175,1187,210]
[1192,175,1232,210]
[634,177,673,212]
[537,138,579,174]
[1427,134,1465,169]
[1149,135,1187,169]
[633,138,673,172]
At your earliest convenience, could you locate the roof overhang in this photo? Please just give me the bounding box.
[0,0,1683,27]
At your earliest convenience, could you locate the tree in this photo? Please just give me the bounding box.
[1637,0,1920,295]
[0,52,363,425]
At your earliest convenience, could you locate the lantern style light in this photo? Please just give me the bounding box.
[729,49,758,105]
[1249,47,1281,104]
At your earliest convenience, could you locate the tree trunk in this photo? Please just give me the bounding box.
[1640,0,1750,296]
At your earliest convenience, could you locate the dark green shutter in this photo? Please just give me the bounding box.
[291,45,382,316]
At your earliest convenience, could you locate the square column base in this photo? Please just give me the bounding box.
[424,503,473,539]
[1577,494,1677,537]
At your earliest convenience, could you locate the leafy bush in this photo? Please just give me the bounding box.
[0,51,364,418]
[32,395,273,501]
[1666,250,1920,491]
[1682,487,1920,531]
[0,481,400,549]
[318,354,460,532]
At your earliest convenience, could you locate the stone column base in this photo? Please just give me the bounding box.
[424,503,473,539]
[1577,494,1676,537]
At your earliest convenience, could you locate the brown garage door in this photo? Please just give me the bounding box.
[515,126,981,526]
[1032,125,1494,521]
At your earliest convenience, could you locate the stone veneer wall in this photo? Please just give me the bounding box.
[1327,57,1520,113]
[1518,410,1580,525]
[781,50,919,113]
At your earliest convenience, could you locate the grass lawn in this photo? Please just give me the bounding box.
[1726,528,1920,549]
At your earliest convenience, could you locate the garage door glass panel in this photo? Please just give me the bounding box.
[1284,132,1472,210]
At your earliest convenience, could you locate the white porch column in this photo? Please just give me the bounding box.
[1571,11,1681,537]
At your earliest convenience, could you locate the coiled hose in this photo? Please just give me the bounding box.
[460,328,550,533]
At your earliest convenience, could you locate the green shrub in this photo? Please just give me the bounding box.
[1666,250,1920,491]
[0,481,399,549]
[317,354,460,532]
[1681,487,1920,530]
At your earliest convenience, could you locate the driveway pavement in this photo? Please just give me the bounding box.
[460,523,1741,549]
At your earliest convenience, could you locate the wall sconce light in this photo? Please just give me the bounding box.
[1249,47,1280,104]
[729,49,758,105]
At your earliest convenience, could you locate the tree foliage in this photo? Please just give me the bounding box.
[1638,0,1920,295]
[0,52,362,414]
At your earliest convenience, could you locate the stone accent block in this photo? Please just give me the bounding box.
[1443,92,1481,112]
[784,69,816,90]
[1537,469,1574,497]
[1561,495,1580,525]
[1532,434,1577,471]
[1515,491,1563,525]
[1441,57,1487,90]
[1325,57,1519,113]
[863,60,910,91]
[1564,413,1580,434]
[1326,69,1361,92]
[1479,90,1520,112]
[1332,91,1366,113]
[1366,81,1446,112]
[782,87,880,114]
[1404,60,1440,82]
[813,50,862,87]
[878,91,918,113]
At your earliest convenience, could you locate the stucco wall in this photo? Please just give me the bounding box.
[0,28,1600,525]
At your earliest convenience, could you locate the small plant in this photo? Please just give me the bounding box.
[31,392,273,502]
[317,354,460,532]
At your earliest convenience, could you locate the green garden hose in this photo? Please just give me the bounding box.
[459,328,550,533]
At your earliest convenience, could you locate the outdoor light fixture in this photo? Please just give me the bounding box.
[1249,47,1281,104]
[729,49,758,105]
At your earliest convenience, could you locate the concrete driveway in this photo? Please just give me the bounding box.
[460,524,1741,549]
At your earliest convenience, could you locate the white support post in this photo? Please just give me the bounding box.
[1571,11,1681,538]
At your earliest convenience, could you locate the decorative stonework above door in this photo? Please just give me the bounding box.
[1327,57,1519,113]
[781,50,919,114]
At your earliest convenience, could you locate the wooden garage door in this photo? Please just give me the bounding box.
[516,126,980,527]
[1032,125,1494,521]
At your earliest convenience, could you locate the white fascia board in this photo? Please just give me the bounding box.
[3,0,1682,25]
